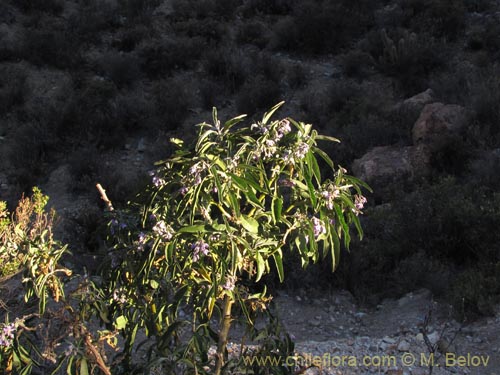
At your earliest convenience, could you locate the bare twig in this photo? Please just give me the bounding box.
[96,183,114,212]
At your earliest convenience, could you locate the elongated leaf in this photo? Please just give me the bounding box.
[255,252,266,281]
[224,114,247,130]
[315,134,340,143]
[330,229,341,270]
[272,251,284,282]
[227,191,240,218]
[80,358,89,375]
[178,224,207,233]
[312,146,334,170]
[262,101,285,124]
[334,204,351,248]
[271,196,283,224]
[240,215,259,233]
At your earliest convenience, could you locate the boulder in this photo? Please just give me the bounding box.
[412,103,468,152]
[401,88,434,111]
[351,145,430,185]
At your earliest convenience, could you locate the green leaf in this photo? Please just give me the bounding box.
[224,114,247,130]
[255,252,266,282]
[150,279,159,289]
[334,204,351,248]
[330,229,341,271]
[272,251,284,282]
[271,196,283,224]
[312,146,334,170]
[115,315,128,330]
[315,134,340,143]
[240,215,259,233]
[80,358,89,375]
[304,168,317,207]
[262,101,285,124]
[169,138,184,147]
[178,224,207,233]
[227,191,240,218]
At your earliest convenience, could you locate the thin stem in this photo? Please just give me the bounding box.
[214,294,234,375]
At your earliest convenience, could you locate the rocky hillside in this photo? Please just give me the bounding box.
[0,0,499,319]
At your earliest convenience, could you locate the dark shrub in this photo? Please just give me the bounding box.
[375,30,446,95]
[202,46,248,93]
[235,75,283,115]
[172,0,238,19]
[285,63,308,90]
[199,79,225,111]
[0,65,26,115]
[70,0,120,42]
[139,36,204,78]
[235,20,271,49]
[337,177,500,316]
[240,0,294,16]
[399,0,466,40]
[97,51,143,87]
[271,0,376,55]
[152,78,190,131]
[112,26,150,52]
[451,266,500,320]
[174,18,228,43]
[59,78,122,148]
[8,122,57,191]
[12,0,64,15]
[339,49,375,80]
[113,90,154,132]
[118,0,161,22]
[21,24,81,69]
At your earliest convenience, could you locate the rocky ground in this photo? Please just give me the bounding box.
[255,289,500,375]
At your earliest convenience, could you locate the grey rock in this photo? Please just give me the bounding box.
[397,340,411,352]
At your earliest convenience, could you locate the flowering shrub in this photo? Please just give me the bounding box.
[104,102,369,374]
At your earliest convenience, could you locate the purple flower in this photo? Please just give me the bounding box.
[179,186,188,195]
[294,142,310,159]
[137,232,147,252]
[0,323,15,348]
[191,240,209,262]
[222,275,237,291]
[311,217,326,238]
[109,219,119,235]
[321,189,339,210]
[354,195,367,214]
[153,221,174,240]
[277,119,291,135]
[152,176,166,188]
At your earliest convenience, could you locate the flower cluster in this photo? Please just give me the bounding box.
[153,220,174,241]
[222,275,237,291]
[0,323,16,348]
[112,287,128,305]
[149,170,166,188]
[189,161,207,185]
[109,219,127,235]
[191,240,209,262]
[311,217,327,238]
[321,187,340,210]
[353,194,367,215]
[283,142,310,165]
[252,119,292,161]
[137,232,147,252]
